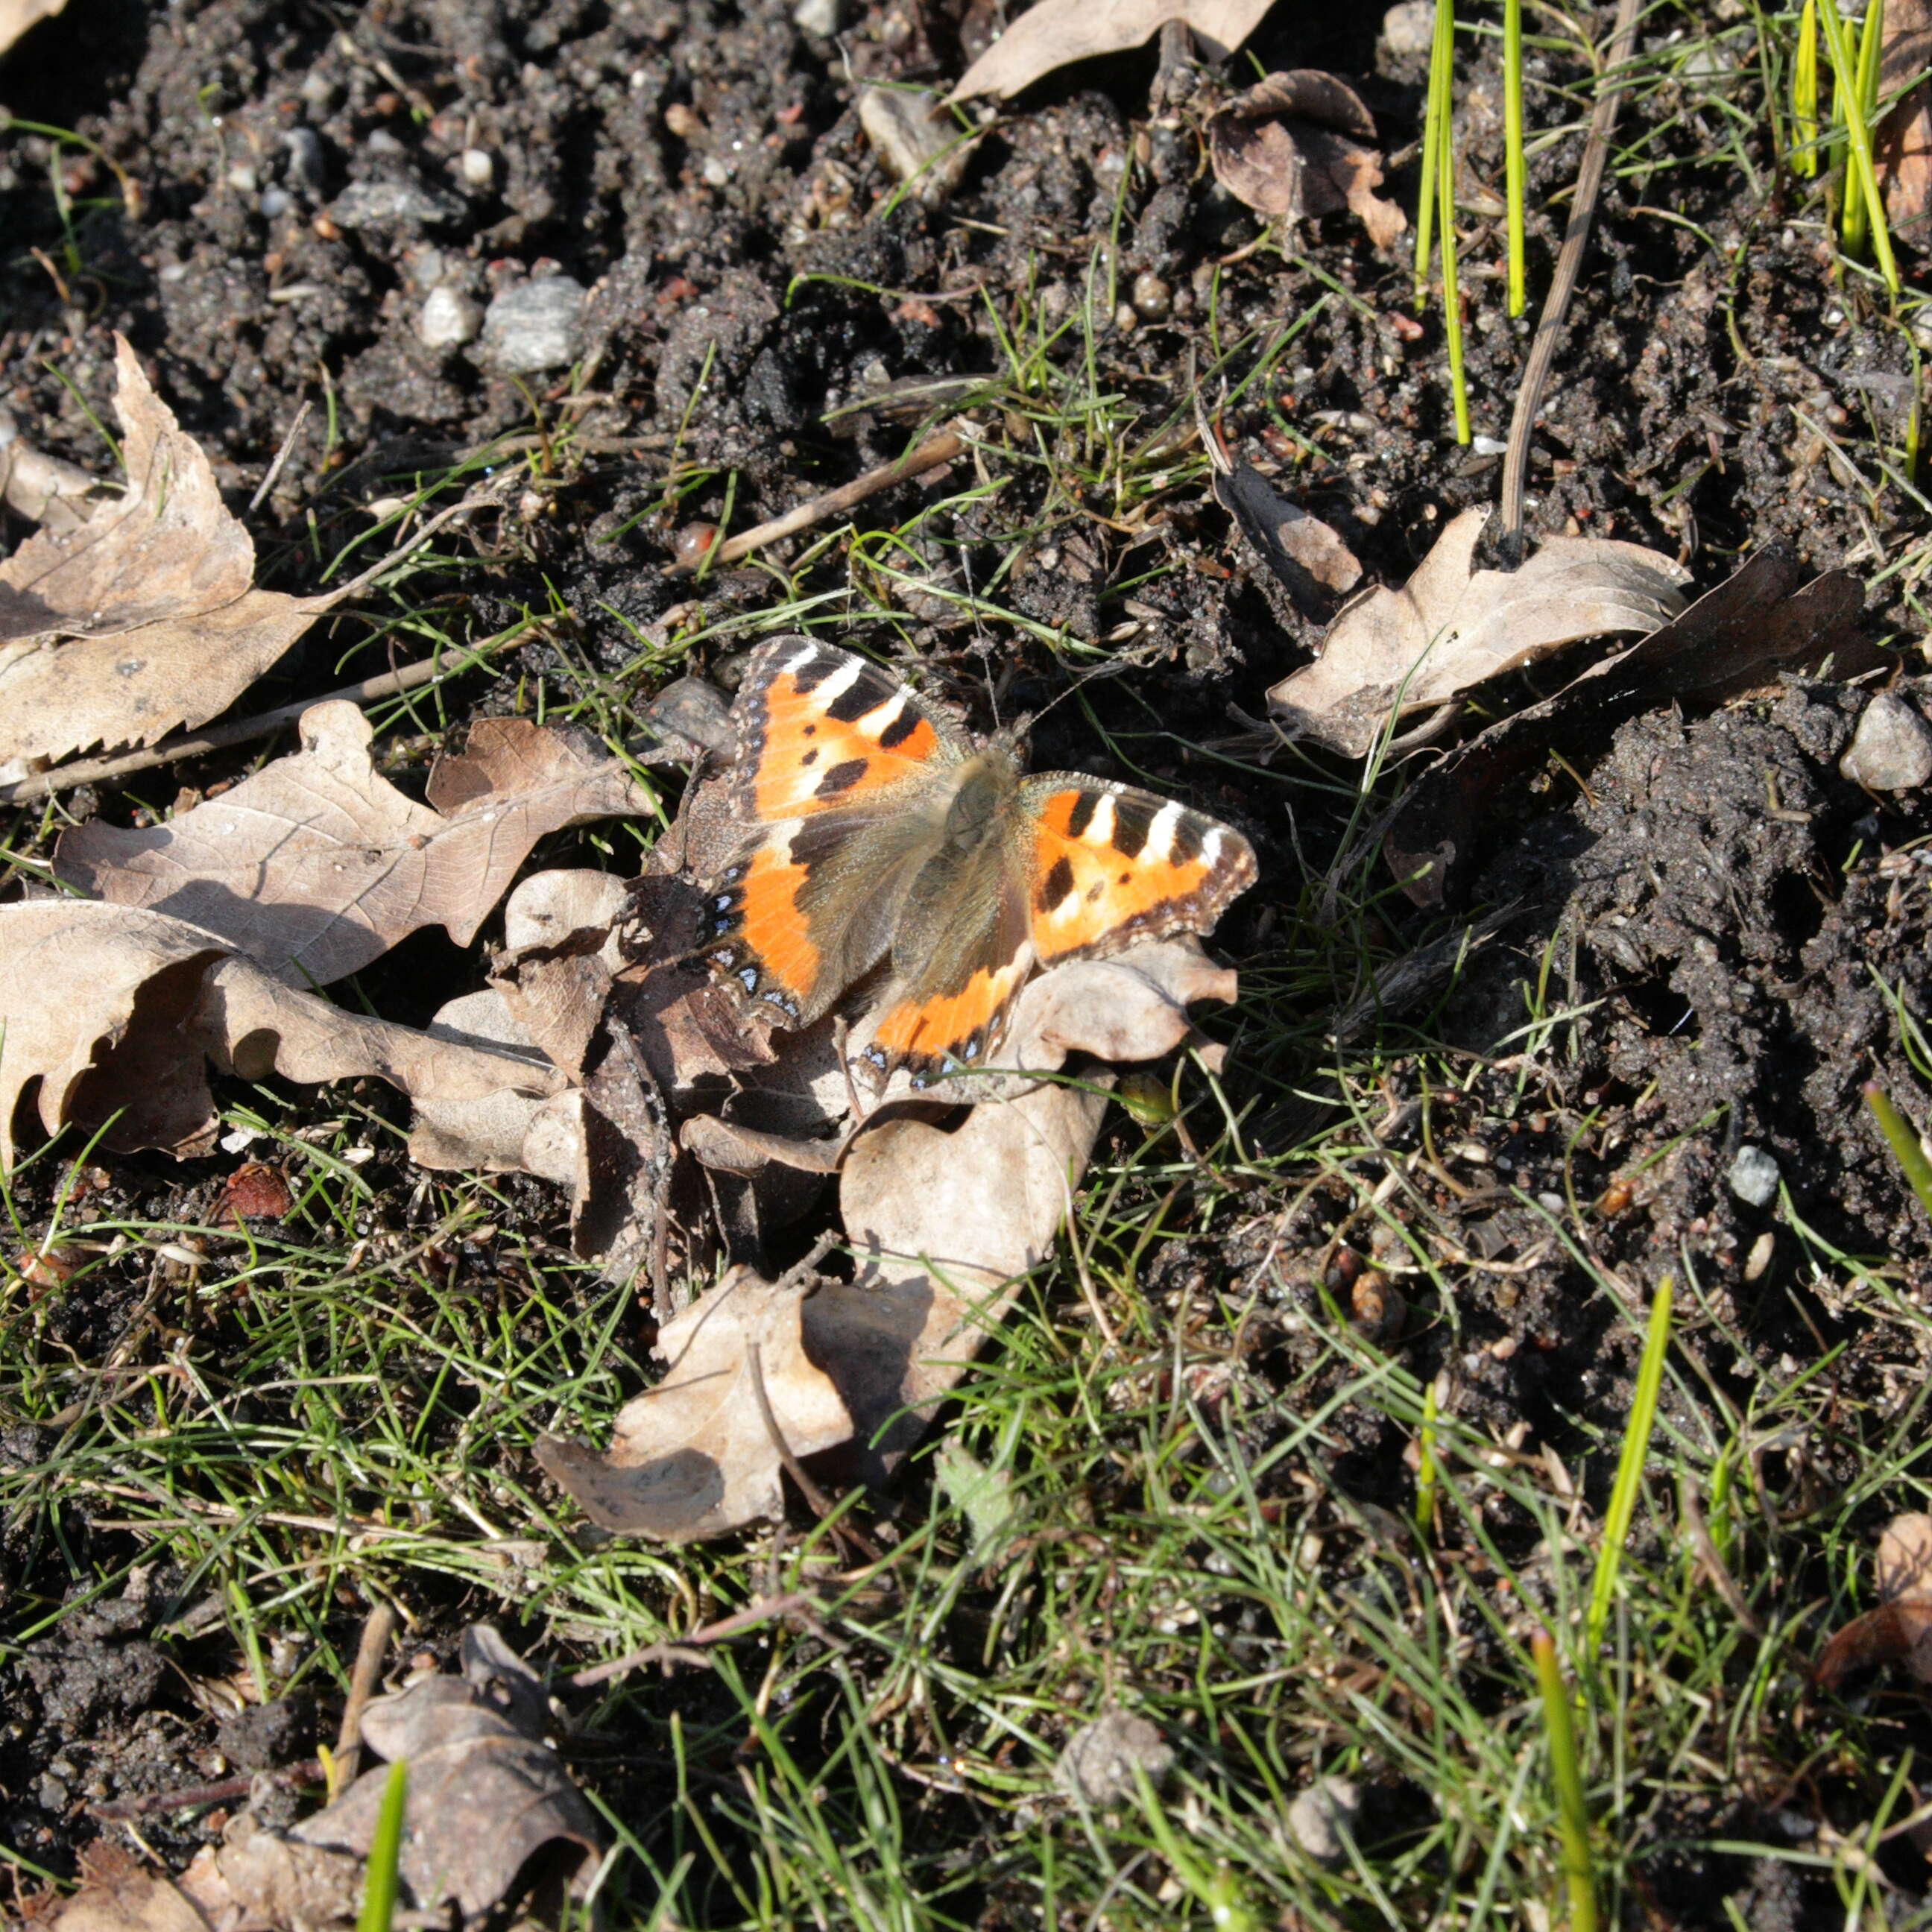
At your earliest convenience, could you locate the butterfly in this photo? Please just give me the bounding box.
[700,637,1257,1079]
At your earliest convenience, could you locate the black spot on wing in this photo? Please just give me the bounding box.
[801,748,818,766]
[1169,814,1203,866]
[815,757,870,798]
[1110,795,1155,860]
[1065,791,1100,839]
[877,704,921,750]
[789,654,836,695]
[826,667,900,724]
[1037,854,1076,913]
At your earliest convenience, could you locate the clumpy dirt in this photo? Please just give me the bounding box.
[7,0,1932,1921]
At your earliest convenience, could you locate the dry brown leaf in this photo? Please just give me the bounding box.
[537,1266,854,1539]
[291,1626,602,1919]
[1879,0,1932,248]
[1209,72,1406,247]
[1382,550,1868,911]
[949,0,1276,102]
[821,938,1237,1476]
[0,900,566,1171]
[1878,1512,1932,1602]
[1268,507,1690,757]
[177,1820,364,1932]
[0,337,344,766]
[51,1846,211,1932]
[1215,460,1361,605]
[0,0,69,56]
[57,701,649,985]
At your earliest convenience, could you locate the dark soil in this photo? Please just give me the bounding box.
[5,0,1932,1924]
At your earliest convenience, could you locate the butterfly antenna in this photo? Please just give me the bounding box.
[959,539,1008,730]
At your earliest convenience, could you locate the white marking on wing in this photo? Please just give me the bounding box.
[1146,799,1184,862]
[809,657,863,710]
[1083,792,1117,845]
[857,694,906,741]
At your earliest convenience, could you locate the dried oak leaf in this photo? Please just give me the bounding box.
[536,1264,854,1540]
[1268,506,1690,757]
[0,0,69,56]
[57,701,650,985]
[0,900,565,1172]
[1209,72,1406,247]
[815,938,1237,1477]
[1215,460,1362,607]
[949,0,1277,102]
[0,337,344,767]
[1878,0,1932,250]
[1815,1513,1932,1692]
[1382,546,1868,909]
[48,1846,210,1932]
[288,1626,602,1921]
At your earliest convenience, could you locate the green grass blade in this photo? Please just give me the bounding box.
[1504,0,1527,314]
[356,1760,408,1932]
[1532,1633,1596,1932]
[1585,1275,1672,1658]
[1817,0,1900,290]
[1844,0,1885,251]
[1438,97,1471,446]
[1413,0,1455,310]
[1864,1083,1932,1216]
[1793,0,1821,178]
[1414,1372,1440,1539]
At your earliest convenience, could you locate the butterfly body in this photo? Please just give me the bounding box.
[703,638,1257,1078]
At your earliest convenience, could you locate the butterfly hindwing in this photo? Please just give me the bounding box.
[1023,777,1257,965]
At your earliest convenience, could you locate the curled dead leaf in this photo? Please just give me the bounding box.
[1878,0,1932,250]
[537,1265,853,1540]
[57,702,650,985]
[1269,506,1690,758]
[0,900,564,1172]
[291,1627,602,1919]
[0,338,345,767]
[0,0,69,55]
[1382,548,1869,909]
[1209,72,1407,247]
[1215,460,1362,606]
[949,0,1278,103]
[1878,1511,1932,1603]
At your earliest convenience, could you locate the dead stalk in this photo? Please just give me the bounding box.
[329,1601,398,1796]
[565,1591,819,1689]
[678,430,966,572]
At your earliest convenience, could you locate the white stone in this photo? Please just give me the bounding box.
[1729,1144,1781,1210]
[461,147,494,189]
[1841,692,1932,791]
[480,276,588,374]
[792,0,840,34]
[420,285,482,350]
[1382,1,1436,54]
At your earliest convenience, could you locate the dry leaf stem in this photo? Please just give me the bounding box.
[565,1591,819,1688]
[329,1602,398,1796]
[0,645,510,805]
[1499,0,1643,547]
[679,430,965,572]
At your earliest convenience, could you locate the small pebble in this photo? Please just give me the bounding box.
[480,274,588,374]
[1729,1144,1781,1210]
[329,177,464,230]
[460,147,494,189]
[224,162,257,193]
[297,70,336,111]
[1130,271,1171,321]
[792,0,841,33]
[408,246,449,288]
[282,126,328,192]
[673,521,719,568]
[1055,1711,1173,1807]
[1840,692,1932,791]
[365,128,406,158]
[259,186,291,219]
[1381,0,1436,54]
[1472,433,1506,455]
[701,156,731,188]
[664,101,702,139]
[1288,1777,1361,1866]
[419,285,482,350]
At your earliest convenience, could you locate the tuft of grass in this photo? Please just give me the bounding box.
[1414,0,1471,441]
[1792,0,1821,177]
[1585,1274,1673,1661]
[1815,0,1901,291]
[1532,1632,1597,1932]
